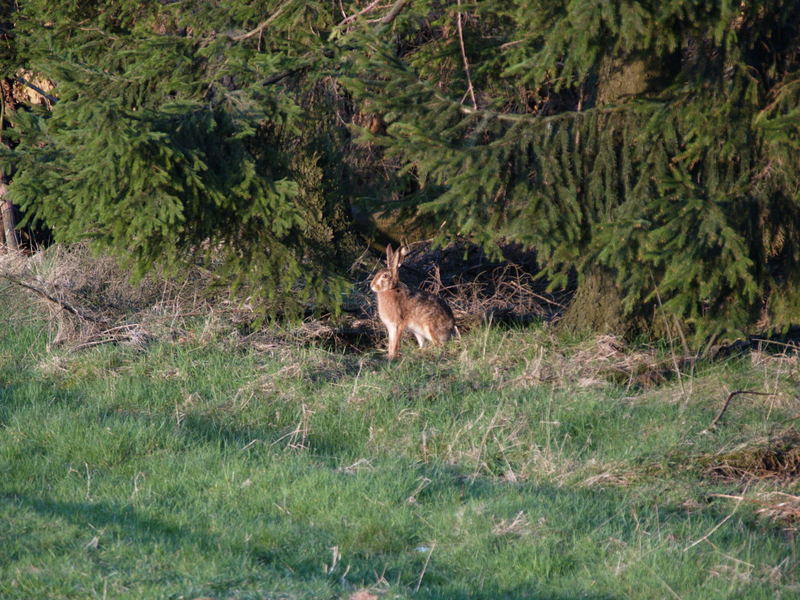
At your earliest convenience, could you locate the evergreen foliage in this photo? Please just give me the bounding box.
[342,0,800,341]
[1,1,799,335]
[0,0,358,313]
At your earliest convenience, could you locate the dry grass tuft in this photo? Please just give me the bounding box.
[349,590,381,600]
[2,240,568,355]
[754,492,800,528]
[491,511,539,537]
[705,429,800,481]
[0,244,244,350]
[501,334,682,391]
[566,335,678,388]
[713,492,800,530]
[580,468,636,488]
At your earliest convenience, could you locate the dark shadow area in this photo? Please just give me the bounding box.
[3,492,188,549]
[1,479,619,600]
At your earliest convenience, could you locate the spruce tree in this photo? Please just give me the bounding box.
[2,0,799,339]
[341,0,800,343]
[0,0,361,313]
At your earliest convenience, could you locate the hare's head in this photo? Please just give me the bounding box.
[370,244,406,292]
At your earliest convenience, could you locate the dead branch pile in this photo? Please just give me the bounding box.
[0,244,249,350]
[358,241,567,329]
[2,240,569,353]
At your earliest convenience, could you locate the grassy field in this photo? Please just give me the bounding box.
[2,299,799,598]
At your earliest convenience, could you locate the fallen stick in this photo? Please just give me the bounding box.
[706,390,779,431]
[0,272,100,323]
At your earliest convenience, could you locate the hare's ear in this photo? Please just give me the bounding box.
[398,246,409,267]
[386,244,395,270]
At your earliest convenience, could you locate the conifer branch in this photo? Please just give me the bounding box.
[15,77,58,105]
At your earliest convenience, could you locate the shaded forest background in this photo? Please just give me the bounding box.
[0,0,798,346]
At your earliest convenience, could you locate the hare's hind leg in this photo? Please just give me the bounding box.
[413,331,426,348]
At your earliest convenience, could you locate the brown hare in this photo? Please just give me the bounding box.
[370,244,457,359]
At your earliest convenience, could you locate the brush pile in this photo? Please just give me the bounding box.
[706,429,800,481]
[501,334,683,390]
[0,244,246,350]
[387,242,565,327]
[1,241,564,353]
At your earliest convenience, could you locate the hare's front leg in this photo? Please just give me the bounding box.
[387,323,405,359]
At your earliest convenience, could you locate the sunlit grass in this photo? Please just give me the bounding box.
[1,315,798,599]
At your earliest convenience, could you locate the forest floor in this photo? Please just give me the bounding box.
[1,245,799,599]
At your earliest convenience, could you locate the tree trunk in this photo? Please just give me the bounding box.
[0,178,19,251]
[558,52,679,337]
[0,78,20,252]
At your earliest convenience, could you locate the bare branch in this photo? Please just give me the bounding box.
[706,390,780,430]
[455,0,477,110]
[15,77,58,105]
[377,0,410,26]
[0,272,100,323]
[339,0,384,26]
[229,3,289,41]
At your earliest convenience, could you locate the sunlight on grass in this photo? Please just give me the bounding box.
[1,317,798,599]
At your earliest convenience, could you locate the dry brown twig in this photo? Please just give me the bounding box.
[338,0,383,26]
[711,492,800,528]
[684,487,749,552]
[705,390,781,431]
[0,272,100,323]
[455,0,478,110]
[228,2,289,40]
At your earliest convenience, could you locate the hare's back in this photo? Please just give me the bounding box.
[406,290,456,341]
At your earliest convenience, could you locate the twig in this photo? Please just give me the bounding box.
[71,324,146,350]
[683,494,744,551]
[499,38,526,50]
[649,272,687,403]
[455,0,477,110]
[229,3,289,41]
[751,338,800,351]
[262,66,306,86]
[350,357,366,399]
[414,542,435,592]
[0,273,100,322]
[339,0,383,25]
[706,390,780,430]
[377,0,410,27]
[15,77,59,105]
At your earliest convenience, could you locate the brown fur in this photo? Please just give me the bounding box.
[370,245,456,359]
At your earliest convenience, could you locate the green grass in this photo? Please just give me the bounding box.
[1,314,799,599]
